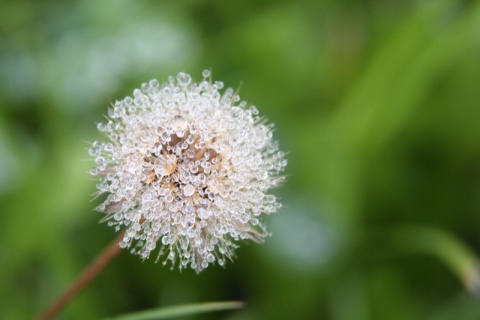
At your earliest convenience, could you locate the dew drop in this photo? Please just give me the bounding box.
[176,72,192,86]
[156,126,165,136]
[153,142,161,152]
[206,254,215,263]
[162,235,171,245]
[172,115,188,131]
[161,132,171,142]
[149,79,159,88]
[133,89,142,97]
[256,171,268,180]
[124,96,133,105]
[183,184,195,197]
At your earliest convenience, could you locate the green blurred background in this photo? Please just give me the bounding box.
[1,0,480,319]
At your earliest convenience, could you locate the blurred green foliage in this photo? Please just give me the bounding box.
[1,0,480,319]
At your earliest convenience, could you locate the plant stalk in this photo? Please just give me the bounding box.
[37,232,125,320]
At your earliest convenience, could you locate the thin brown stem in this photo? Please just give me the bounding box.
[37,232,125,320]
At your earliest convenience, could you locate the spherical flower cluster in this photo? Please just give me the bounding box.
[89,71,287,272]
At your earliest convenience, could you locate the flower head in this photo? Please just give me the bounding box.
[89,71,286,272]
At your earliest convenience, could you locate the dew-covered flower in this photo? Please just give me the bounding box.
[89,71,287,272]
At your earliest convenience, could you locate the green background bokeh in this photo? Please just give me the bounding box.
[1,0,480,319]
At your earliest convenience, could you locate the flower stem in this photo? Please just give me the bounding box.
[37,232,125,320]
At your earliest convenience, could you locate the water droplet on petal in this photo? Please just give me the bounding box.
[172,115,188,131]
[183,184,195,197]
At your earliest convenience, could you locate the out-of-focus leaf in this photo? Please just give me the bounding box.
[427,293,480,320]
[390,225,480,294]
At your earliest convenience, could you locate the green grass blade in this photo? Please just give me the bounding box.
[390,226,480,294]
[104,301,245,320]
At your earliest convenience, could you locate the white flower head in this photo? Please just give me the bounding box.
[89,70,287,272]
